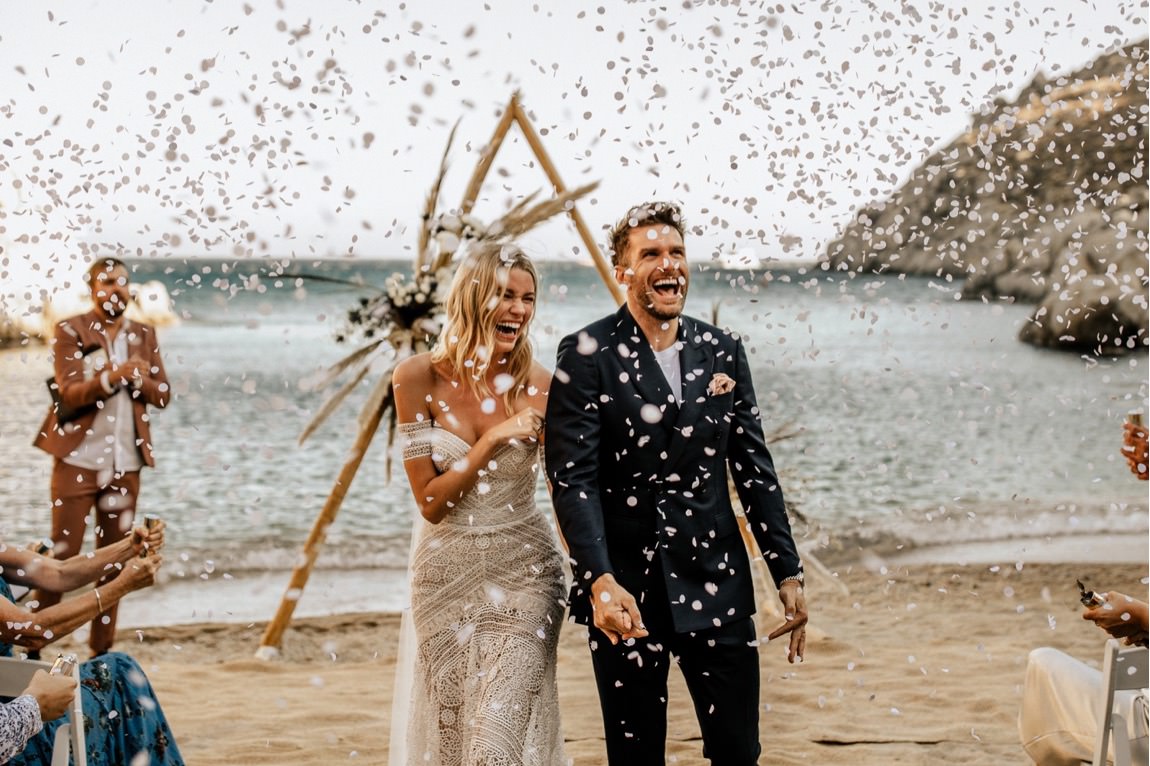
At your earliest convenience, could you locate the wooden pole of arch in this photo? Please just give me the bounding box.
[510,97,623,306]
[255,394,386,660]
[458,95,519,217]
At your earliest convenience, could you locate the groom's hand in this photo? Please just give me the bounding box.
[590,574,648,645]
[768,580,808,663]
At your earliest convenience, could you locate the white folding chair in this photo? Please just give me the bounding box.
[1092,638,1149,766]
[0,655,85,766]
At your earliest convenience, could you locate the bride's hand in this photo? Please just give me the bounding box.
[484,407,544,446]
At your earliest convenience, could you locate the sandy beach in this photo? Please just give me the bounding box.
[39,556,1144,765]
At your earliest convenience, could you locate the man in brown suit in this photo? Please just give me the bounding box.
[32,256,170,656]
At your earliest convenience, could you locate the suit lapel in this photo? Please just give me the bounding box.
[663,317,714,468]
[72,311,110,356]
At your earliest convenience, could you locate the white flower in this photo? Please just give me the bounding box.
[459,214,487,238]
[436,213,461,233]
[435,230,461,254]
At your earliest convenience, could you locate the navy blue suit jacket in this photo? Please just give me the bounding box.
[546,305,802,633]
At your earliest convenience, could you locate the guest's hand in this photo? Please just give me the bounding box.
[130,519,165,557]
[116,554,163,593]
[769,580,808,663]
[25,669,76,722]
[1084,591,1150,644]
[113,357,149,387]
[590,574,648,645]
[1121,422,1148,480]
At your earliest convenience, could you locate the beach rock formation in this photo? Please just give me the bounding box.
[823,42,1148,356]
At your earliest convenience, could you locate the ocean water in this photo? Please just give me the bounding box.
[1,257,1146,625]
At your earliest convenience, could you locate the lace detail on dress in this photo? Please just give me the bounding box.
[398,421,433,460]
[402,424,567,766]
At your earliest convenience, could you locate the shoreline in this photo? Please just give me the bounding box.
[116,566,411,629]
[113,532,1149,629]
[882,532,1150,567]
[87,558,1149,765]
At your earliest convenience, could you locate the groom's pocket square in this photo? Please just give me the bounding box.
[707,372,735,396]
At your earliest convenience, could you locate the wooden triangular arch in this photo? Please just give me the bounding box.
[429,91,623,304]
[256,92,622,658]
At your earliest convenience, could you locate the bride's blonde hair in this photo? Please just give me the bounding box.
[431,242,539,413]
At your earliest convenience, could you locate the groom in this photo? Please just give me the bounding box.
[546,201,809,764]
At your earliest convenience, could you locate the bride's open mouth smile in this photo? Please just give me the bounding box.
[494,320,522,343]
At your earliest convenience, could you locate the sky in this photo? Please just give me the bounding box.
[0,0,1146,303]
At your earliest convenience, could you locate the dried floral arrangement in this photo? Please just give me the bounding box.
[295,122,597,469]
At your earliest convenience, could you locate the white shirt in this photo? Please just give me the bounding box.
[653,344,683,405]
[62,327,143,483]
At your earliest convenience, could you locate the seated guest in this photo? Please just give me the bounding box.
[1019,590,1149,764]
[0,522,184,766]
[0,669,76,763]
[1018,421,1149,764]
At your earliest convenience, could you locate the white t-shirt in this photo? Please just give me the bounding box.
[63,328,143,483]
[653,344,683,404]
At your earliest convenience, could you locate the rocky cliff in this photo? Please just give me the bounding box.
[823,42,1147,356]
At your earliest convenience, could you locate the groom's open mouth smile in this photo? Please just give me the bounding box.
[651,276,684,298]
[646,275,687,310]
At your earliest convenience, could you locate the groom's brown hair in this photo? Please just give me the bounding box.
[607,201,686,267]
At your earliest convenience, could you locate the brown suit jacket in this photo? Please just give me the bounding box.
[33,309,170,467]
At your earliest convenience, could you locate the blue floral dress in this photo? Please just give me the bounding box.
[0,578,184,766]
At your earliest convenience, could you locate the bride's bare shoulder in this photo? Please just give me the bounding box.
[393,353,436,387]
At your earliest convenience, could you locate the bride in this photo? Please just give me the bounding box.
[389,243,567,764]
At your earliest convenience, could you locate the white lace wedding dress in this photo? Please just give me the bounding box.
[392,421,567,765]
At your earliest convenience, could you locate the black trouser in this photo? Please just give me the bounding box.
[588,569,762,765]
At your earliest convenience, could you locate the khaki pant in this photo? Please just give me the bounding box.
[1019,646,1149,765]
